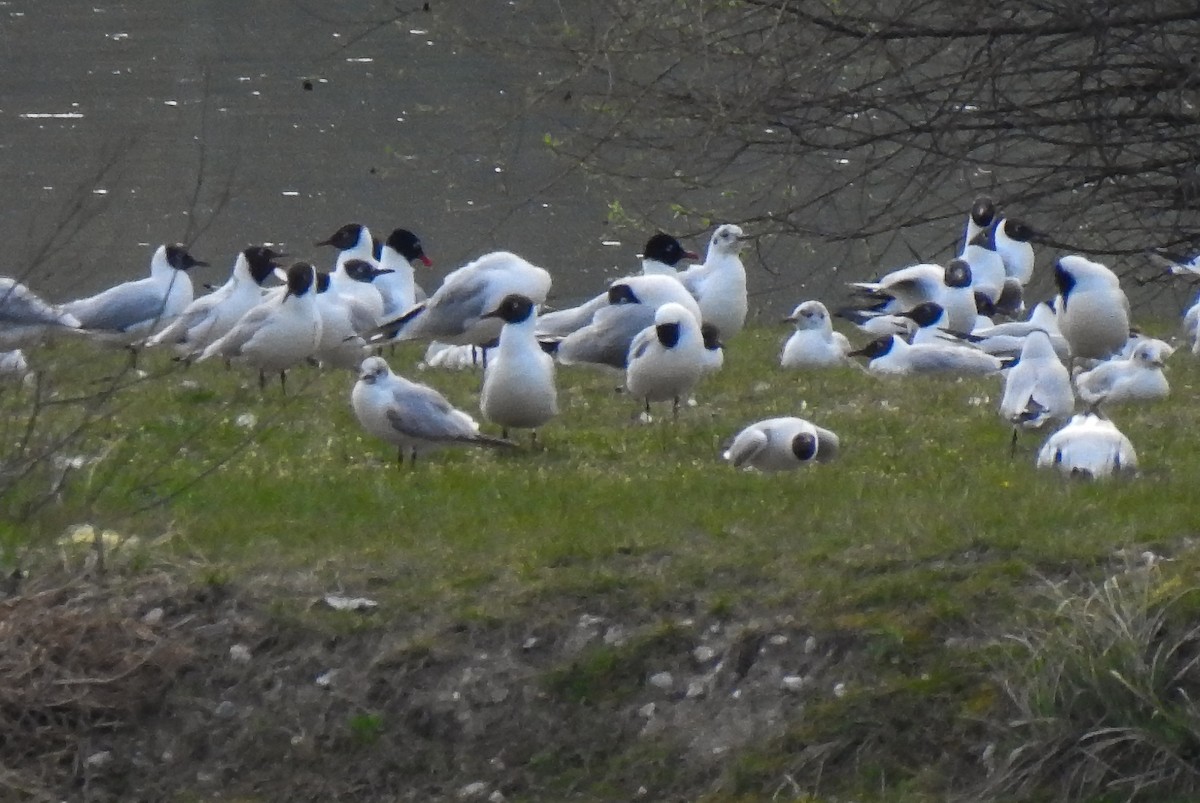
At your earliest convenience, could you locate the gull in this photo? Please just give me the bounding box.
[0,277,80,347]
[679,223,749,339]
[899,301,960,346]
[724,417,840,471]
[1053,255,1131,360]
[64,243,206,336]
[480,294,558,442]
[147,245,284,355]
[960,228,1007,306]
[554,274,702,370]
[1036,414,1138,480]
[311,267,380,371]
[371,250,551,347]
[963,301,1070,360]
[998,329,1074,453]
[1074,340,1170,411]
[835,307,917,340]
[376,227,432,319]
[197,262,322,391]
[351,355,514,465]
[848,258,977,333]
[780,300,851,367]
[992,217,1036,286]
[538,233,696,338]
[625,302,707,418]
[849,333,1004,376]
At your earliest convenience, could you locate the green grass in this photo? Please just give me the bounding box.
[4,321,1200,800]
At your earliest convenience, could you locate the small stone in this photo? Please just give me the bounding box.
[235,412,257,429]
[578,613,604,629]
[768,634,788,646]
[648,671,673,690]
[803,636,817,654]
[602,625,626,646]
[638,702,656,718]
[489,756,506,770]
[635,786,648,798]
[781,675,805,693]
[521,636,539,651]
[215,700,237,719]
[457,781,488,799]
[833,682,847,698]
[693,645,717,663]
[229,643,252,663]
[141,607,164,625]
[85,750,113,769]
[487,792,506,803]
[315,669,338,688]
[685,680,706,699]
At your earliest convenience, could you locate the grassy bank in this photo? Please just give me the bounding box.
[2,322,1199,800]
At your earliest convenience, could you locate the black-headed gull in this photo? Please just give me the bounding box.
[848,258,977,333]
[64,244,206,336]
[554,274,703,371]
[724,416,840,471]
[960,229,1006,306]
[311,266,380,371]
[376,228,432,318]
[780,301,851,367]
[1054,255,1131,360]
[147,245,284,355]
[962,196,996,250]
[197,262,322,391]
[538,233,696,338]
[625,302,707,417]
[371,250,551,347]
[679,223,748,339]
[1036,413,1138,479]
[479,294,558,442]
[351,355,514,465]
[849,333,1004,376]
[991,218,1036,286]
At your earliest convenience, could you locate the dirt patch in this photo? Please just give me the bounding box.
[0,565,982,801]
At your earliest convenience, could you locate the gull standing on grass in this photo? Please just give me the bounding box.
[147,245,284,356]
[1053,255,1131,361]
[780,300,851,367]
[197,262,322,392]
[625,302,707,418]
[479,294,558,443]
[1037,414,1138,480]
[679,223,749,340]
[0,276,80,346]
[724,417,840,471]
[351,355,514,465]
[998,329,1075,454]
[64,243,206,337]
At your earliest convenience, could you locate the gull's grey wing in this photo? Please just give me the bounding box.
[0,278,76,326]
[558,304,654,369]
[724,426,768,468]
[416,273,493,338]
[208,304,275,356]
[383,380,480,443]
[65,282,168,331]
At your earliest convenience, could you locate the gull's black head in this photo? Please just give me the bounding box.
[945,258,973,289]
[285,262,317,297]
[166,244,206,270]
[344,258,392,283]
[791,431,818,462]
[244,245,286,285]
[970,196,995,228]
[386,228,433,266]
[483,293,536,324]
[608,282,640,305]
[655,321,681,348]
[849,335,895,361]
[700,322,723,351]
[902,301,944,328]
[1000,218,1036,243]
[315,222,366,250]
[642,233,698,267]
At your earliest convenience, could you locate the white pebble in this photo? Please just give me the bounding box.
[648,671,673,690]
[229,643,252,663]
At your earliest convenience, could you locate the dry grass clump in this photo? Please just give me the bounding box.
[983,564,1200,801]
[0,576,194,799]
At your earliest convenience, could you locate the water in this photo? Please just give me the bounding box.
[0,1,628,305]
